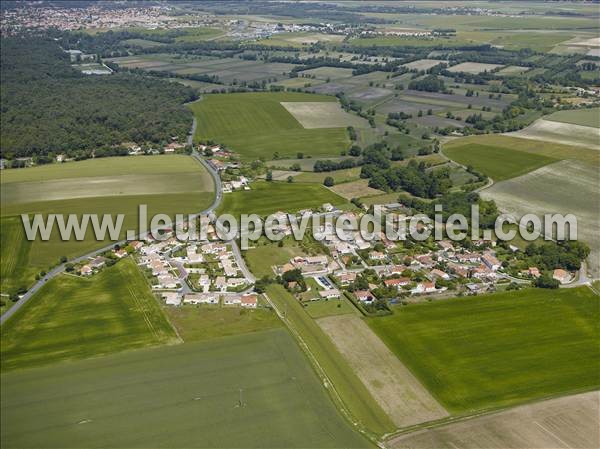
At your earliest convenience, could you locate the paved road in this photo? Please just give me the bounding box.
[1,149,223,326]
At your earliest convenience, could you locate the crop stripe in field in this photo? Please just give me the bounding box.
[126,285,160,341]
[1,233,17,279]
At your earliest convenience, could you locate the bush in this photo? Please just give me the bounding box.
[323,176,334,187]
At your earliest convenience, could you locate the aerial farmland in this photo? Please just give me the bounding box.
[1,1,599,449]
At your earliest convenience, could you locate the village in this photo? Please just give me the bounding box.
[66,189,578,316]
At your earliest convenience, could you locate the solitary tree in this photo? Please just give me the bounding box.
[324,176,334,187]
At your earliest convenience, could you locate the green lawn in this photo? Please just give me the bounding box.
[163,305,282,342]
[443,142,558,181]
[266,284,395,437]
[304,298,357,319]
[190,92,351,161]
[545,107,599,128]
[1,258,178,371]
[1,328,369,448]
[244,238,307,278]
[368,288,600,414]
[217,181,348,217]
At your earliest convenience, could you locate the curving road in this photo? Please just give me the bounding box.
[1,143,224,326]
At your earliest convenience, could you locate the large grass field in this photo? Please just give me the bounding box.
[1,258,178,371]
[0,216,35,294]
[482,159,600,278]
[445,135,599,165]
[1,328,369,448]
[443,142,557,181]
[190,92,352,160]
[266,284,395,437]
[545,107,599,128]
[368,287,600,414]
[217,180,348,217]
[0,156,214,292]
[443,134,600,180]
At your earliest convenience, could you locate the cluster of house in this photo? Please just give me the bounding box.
[520,267,572,285]
[172,292,258,308]
[222,175,250,193]
[127,138,186,156]
[272,216,520,304]
[132,231,254,307]
[78,249,128,276]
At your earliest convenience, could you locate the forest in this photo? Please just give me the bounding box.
[0,37,197,160]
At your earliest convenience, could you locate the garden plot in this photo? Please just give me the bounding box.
[482,160,600,276]
[447,62,504,74]
[508,118,600,149]
[281,101,368,129]
[402,59,447,71]
[329,179,384,200]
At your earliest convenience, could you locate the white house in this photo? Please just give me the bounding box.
[183,293,219,305]
[411,282,438,295]
[319,289,341,299]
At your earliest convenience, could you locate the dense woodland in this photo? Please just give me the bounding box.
[0,37,197,160]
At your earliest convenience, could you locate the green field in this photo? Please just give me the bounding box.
[0,155,203,182]
[1,258,178,371]
[190,92,351,160]
[368,288,600,413]
[0,216,34,294]
[163,304,282,342]
[545,107,599,128]
[266,284,395,437]
[1,328,369,448]
[443,142,557,181]
[294,167,361,184]
[0,156,214,292]
[217,181,348,217]
[445,135,600,166]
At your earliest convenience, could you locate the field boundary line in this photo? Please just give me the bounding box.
[383,386,600,442]
[262,292,383,447]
